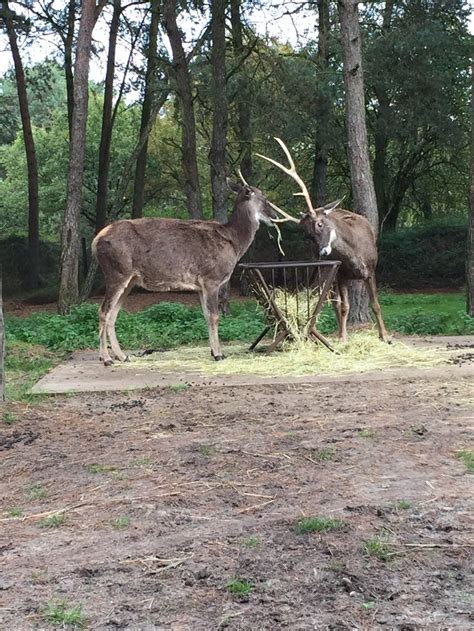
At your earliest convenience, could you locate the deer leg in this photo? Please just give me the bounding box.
[366,277,390,343]
[99,278,132,366]
[338,281,350,342]
[200,288,224,360]
[332,283,343,338]
[107,278,135,361]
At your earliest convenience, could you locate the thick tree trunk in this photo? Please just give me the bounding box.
[373,1,393,229]
[0,274,4,401]
[58,0,97,314]
[210,0,228,222]
[64,0,76,139]
[311,0,330,207]
[230,0,253,183]
[132,0,160,220]
[95,0,121,233]
[467,60,474,317]
[162,0,203,219]
[2,0,40,287]
[338,0,379,326]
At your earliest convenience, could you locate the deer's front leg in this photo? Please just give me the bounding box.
[338,281,350,342]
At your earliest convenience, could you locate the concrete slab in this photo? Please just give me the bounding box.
[31,336,474,395]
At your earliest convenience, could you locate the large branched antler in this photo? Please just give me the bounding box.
[256,137,316,218]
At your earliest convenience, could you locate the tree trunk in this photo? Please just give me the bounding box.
[338,0,379,326]
[58,0,97,314]
[64,0,76,139]
[467,59,474,317]
[95,0,121,233]
[132,0,160,220]
[311,0,330,207]
[162,0,203,219]
[373,0,393,229]
[230,0,253,183]
[210,0,228,222]
[0,273,4,402]
[1,0,40,288]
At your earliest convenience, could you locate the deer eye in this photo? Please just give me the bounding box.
[317,221,323,229]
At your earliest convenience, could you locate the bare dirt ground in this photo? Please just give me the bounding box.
[1,374,473,630]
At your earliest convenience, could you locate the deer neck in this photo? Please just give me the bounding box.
[225,204,260,258]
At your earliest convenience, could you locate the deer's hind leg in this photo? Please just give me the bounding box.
[107,277,135,361]
[365,276,390,343]
[99,276,134,366]
[199,286,224,361]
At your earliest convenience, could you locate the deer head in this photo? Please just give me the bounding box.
[227,179,277,226]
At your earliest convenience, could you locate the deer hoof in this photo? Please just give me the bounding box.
[123,355,131,362]
[213,354,225,361]
[103,358,114,367]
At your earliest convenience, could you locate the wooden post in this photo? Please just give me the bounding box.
[0,271,5,401]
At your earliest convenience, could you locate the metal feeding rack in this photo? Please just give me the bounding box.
[239,260,341,353]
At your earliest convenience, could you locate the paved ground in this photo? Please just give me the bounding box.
[32,336,474,394]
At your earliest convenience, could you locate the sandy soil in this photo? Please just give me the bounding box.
[0,374,473,629]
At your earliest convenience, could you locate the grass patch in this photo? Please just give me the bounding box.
[225,578,254,595]
[242,536,260,548]
[198,444,215,457]
[86,463,117,475]
[358,429,376,439]
[2,410,17,425]
[396,499,412,510]
[168,382,190,393]
[363,536,395,562]
[5,341,61,401]
[26,484,48,501]
[112,515,130,530]
[456,450,474,472]
[313,447,336,461]
[294,516,346,534]
[38,514,65,529]
[43,601,85,627]
[8,507,23,518]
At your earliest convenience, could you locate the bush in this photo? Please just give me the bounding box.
[378,223,466,289]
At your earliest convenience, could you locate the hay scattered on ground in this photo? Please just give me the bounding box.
[125,331,448,377]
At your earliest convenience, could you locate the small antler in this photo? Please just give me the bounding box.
[267,200,300,224]
[256,137,315,217]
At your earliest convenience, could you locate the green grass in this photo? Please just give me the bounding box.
[198,444,215,457]
[294,516,346,534]
[112,515,130,530]
[396,499,412,510]
[225,578,254,595]
[26,484,48,501]
[358,429,376,439]
[8,507,23,518]
[2,410,17,425]
[242,536,260,548]
[38,514,65,528]
[168,382,190,393]
[456,450,474,472]
[5,341,60,401]
[86,463,117,475]
[363,537,395,562]
[43,601,85,627]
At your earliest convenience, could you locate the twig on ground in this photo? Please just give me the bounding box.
[238,498,275,513]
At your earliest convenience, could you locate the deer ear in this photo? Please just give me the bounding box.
[319,197,345,215]
[227,179,242,194]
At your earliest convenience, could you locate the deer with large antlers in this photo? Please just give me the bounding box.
[257,138,389,343]
[92,181,277,366]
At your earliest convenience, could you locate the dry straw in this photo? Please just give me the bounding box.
[126,331,448,378]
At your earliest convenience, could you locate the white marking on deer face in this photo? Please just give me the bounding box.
[320,229,336,256]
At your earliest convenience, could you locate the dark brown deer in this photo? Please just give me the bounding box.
[257,138,389,343]
[92,181,277,365]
